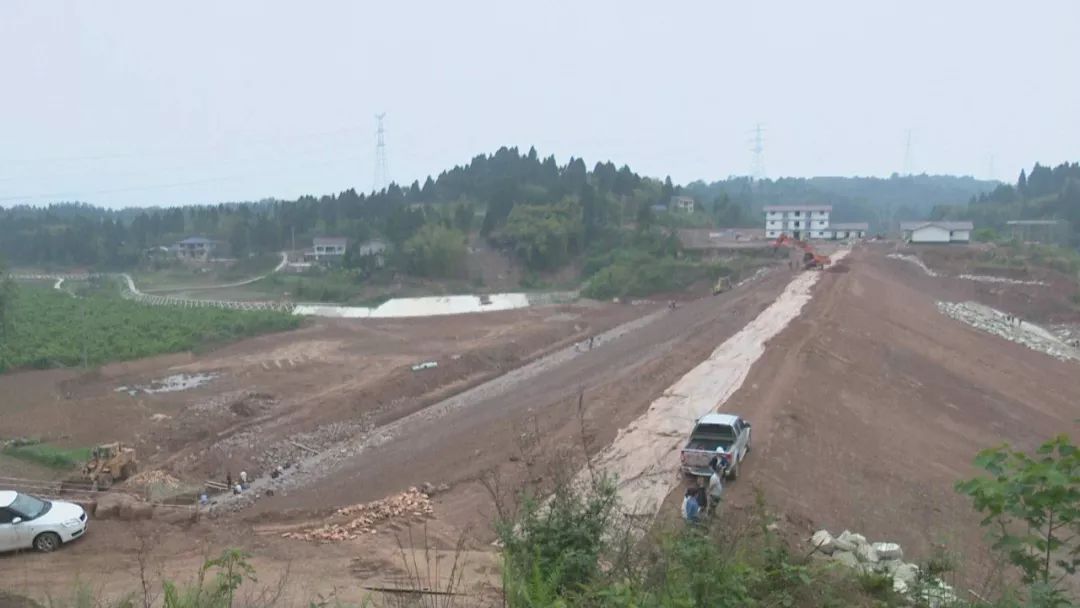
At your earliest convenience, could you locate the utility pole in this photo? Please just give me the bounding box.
[987,154,997,181]
[373,113,390,192]
[749,123,766,181]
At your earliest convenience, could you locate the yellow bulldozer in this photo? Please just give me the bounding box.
[82,442,138,490]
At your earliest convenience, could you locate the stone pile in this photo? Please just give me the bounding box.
[937,301,1080,362]
[957,274,1046,286]
[282,487,434,542]
[887,254,938,277]
[810,530,957,606]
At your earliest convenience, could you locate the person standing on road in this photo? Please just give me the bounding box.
[707,466,724,516]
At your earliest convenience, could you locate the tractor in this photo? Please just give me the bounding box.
[82,442,138,490]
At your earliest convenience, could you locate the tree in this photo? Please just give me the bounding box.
[496,197,583,270]
[401,224,467,278]
[956,435,1080,604]
[636,200,655,232]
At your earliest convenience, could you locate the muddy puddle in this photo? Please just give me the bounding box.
[116,372,220,396]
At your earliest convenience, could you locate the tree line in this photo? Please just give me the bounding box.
[0,147,680,277]
[932,161,1080,244]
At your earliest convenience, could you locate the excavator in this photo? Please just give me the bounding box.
[773,234,831,270]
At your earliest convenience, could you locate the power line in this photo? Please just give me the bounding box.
[373,113,390,192]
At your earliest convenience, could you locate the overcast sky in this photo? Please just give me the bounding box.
[1,1,1078,208]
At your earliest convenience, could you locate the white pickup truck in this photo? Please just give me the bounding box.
[679,413,752,480]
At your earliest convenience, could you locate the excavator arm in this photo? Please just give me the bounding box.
[772,233,831,269]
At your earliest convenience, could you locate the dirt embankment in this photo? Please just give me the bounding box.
[710,247,1080,585]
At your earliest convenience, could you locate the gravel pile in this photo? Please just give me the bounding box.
[937,301,1080,362]
[810,529,956,606]
[956,274,1046,286]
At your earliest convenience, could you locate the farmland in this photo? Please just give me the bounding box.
[0,282,300,372]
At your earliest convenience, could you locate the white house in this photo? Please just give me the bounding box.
[900,221,973,244]
[311,237,348,261]
[764,205,832,240]
[669,195,696,213]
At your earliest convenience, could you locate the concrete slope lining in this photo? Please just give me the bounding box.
[579,249,850,519]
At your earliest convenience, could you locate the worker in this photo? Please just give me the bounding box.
[694,477,709,514]
[707,449,731,476]
[707,465,724,516]
[239,471,249,489]
[682,484,702,524]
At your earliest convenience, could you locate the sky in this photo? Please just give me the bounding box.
[1,0,1078,208]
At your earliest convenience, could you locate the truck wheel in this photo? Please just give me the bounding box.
[727,460,739,481]
[34,532,61,553]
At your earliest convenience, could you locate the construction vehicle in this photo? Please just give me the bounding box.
[82,443,138,490]
[773,234,831,270]
[712,276,732,295]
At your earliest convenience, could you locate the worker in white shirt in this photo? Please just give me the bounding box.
[707,456,725,516]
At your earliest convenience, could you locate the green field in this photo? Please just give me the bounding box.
[0,283,300,373]
[1,442,91,470]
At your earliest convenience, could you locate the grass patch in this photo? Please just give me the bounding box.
[0,282,300,373]
[2,443,91,470]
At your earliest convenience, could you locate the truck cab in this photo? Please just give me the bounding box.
[680,413,751,479]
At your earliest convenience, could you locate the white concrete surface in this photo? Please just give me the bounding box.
[578,250,850,520]
[293,293,531,319]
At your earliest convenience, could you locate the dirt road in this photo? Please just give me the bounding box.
[252,268,795,516]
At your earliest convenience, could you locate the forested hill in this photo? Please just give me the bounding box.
[0,147,670,269]
[1,146,1001,270]
[682,174,996,232]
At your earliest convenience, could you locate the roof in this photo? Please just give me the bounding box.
[763,205,833,212]
[178,237,212,245]
[698,413,740,426]
[0,490,16,507]
[314,237,348,247]
[677,228,767,249]
[900,221,974,231]
[1006,220,1063,226]
[829,222,869,230]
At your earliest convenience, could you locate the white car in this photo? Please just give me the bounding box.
[0,490,88,552]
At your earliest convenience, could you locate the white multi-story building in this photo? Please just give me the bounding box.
[764,205,832,240]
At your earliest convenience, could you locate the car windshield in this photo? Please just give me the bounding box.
[9,493,48,519]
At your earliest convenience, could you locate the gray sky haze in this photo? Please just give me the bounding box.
[1,0,1078,207]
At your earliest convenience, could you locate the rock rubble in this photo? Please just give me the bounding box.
[937,301,1080,362]
[810,529,957,606]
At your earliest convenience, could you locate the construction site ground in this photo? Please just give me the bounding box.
[4,244,1080,603]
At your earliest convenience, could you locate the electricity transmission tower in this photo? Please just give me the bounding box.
[373,113,390,192]
[749,123,766,180]
[902,129,914,176]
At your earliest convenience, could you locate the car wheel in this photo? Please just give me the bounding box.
[727,460,739,481]
[34,532,61,553]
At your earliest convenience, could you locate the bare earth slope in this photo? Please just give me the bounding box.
[720,246,1080,582]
